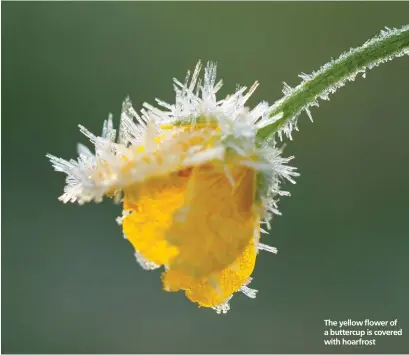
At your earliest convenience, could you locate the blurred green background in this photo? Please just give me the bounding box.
[2,2,409,354]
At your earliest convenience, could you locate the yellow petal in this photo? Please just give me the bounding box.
[122,170,192,266]
[162,230,258,308]
[120,125,220,267]
[166,162,258,278]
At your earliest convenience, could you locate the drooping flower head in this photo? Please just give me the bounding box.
[47,61,299,313]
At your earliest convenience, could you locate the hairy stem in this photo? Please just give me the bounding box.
[257,25,409,141]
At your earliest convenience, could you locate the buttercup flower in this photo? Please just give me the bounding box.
[47,61,298,313]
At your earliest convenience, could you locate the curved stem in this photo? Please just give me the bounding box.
[257,25,409,142]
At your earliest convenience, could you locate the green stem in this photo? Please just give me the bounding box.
[257,25,409,142]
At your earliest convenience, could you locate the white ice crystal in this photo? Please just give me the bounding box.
[47,61,299,220]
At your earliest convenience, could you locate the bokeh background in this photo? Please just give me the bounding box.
[2,2,409,354]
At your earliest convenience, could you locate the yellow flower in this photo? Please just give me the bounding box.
[47,61,298,313]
